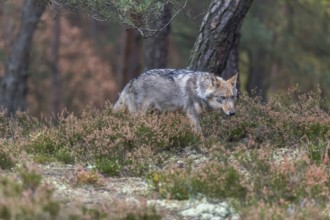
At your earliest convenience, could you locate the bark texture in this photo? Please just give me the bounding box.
[143,3,172,69]
[0,0,46,115]
[188,0,253,76]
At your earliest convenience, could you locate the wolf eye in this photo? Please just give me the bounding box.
[216,96,226,103]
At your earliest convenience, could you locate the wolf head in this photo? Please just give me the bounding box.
[199,73,238,116]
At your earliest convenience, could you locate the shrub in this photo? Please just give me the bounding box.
[0,111,40,139]
[95,156,121,176]
[2,89,330,218]
[151,161,247,201]
[28,108,201,175]
[26,131,68,164]
[74,168,103,186]
[0,147,15,170]
[202,92,330,149]
[0,167,61,219]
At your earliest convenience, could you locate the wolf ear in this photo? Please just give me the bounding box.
[209,73,217,86]
[227,73,238,86]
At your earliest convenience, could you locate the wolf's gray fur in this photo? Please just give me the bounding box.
[113,69,238,131]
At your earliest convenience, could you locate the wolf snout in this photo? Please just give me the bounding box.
[223,108,235,116]
[229,111,235,116]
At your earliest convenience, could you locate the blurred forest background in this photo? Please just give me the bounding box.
[0,0,329,117]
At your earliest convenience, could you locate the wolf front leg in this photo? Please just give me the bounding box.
[186,108,201,133]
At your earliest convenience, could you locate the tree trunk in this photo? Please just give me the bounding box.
[90,18,98,43]
[119,29,142,89]
[222,32,241,96]
[143,3,172,70]
[51,14,61,116]
[187,0,253,76]
[246,50,268,102]
[0,0,46,115]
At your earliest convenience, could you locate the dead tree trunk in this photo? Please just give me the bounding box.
[188,0,253,77]
[0,0,46,115]
[143,3,172,69]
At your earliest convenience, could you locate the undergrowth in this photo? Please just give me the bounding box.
[0,90,329,219]
[0,166,161,219]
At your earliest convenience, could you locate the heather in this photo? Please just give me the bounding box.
[0,91,330,219]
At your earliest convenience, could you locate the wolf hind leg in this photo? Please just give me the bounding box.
[186,108,201,133]
[127,101,140,113]
[113,92,136,113]
[113,96,126,112]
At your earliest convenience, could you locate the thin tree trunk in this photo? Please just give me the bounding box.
[246,50,268,102]
[0,0,46,115]
[120,29,142,89]
[2,2,16,55]
[144,3,172,70]
[245,3,271,101]
[188,0,253,76]
[222,32,240,96]
[51,14,61,116]
[90,18,98,43]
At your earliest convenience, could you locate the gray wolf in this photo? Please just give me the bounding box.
[113,69,238,132]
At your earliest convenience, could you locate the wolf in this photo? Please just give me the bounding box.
[113,69,238,132]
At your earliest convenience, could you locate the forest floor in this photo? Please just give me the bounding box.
[1,93,330,219]
[36,148,237,220]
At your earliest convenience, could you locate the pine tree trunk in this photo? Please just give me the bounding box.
[0,0,46,115]
[187,0,253,76]
[119,29,142,89]
[143,3,171,70]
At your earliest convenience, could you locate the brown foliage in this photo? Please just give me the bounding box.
[27,11,117,116]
